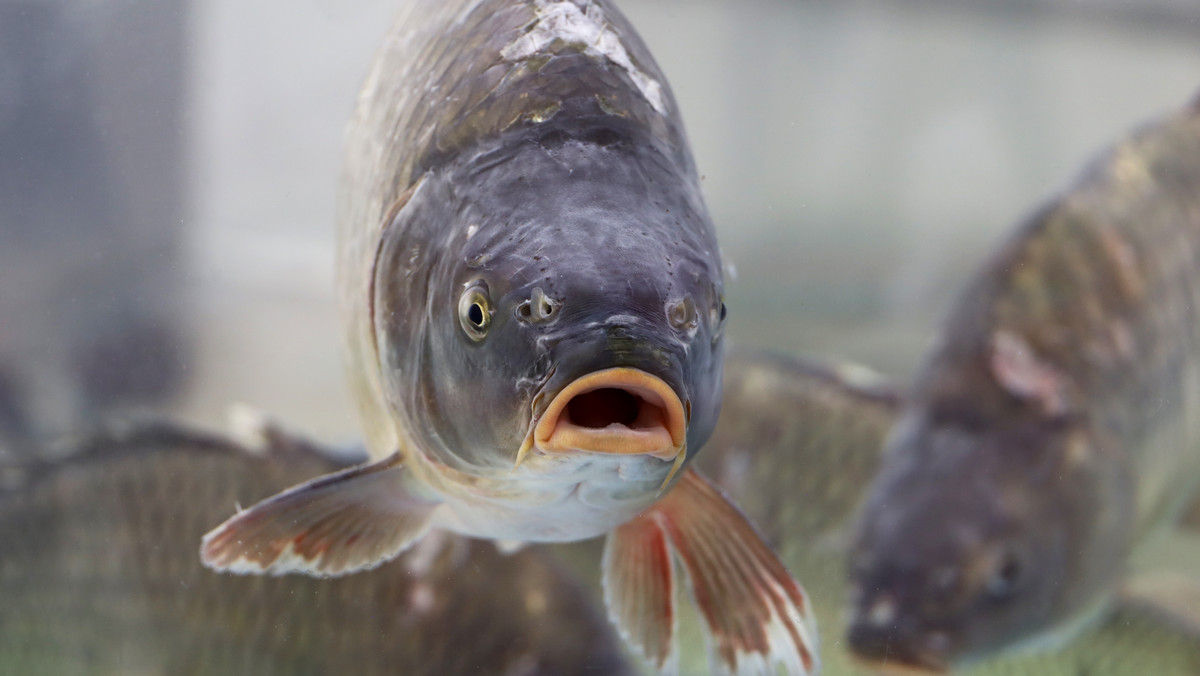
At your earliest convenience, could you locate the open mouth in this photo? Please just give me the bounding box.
[533,367,686,459]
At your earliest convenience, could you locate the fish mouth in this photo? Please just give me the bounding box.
[849,656,949,676]
[847,632,950,676]
[533,367,686,460]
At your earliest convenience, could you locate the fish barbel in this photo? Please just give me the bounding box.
[199,1,817,673]
[845,94,1200,673]
[0,421,633,675]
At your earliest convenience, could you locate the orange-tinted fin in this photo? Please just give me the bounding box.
[603,508,678,673]
[200,453,436,577]
[606,468,819,676]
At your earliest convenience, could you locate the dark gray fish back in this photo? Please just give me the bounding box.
[345,0,690,230]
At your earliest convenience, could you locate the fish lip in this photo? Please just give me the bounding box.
[849,655,950,676]
[532,367,686,460]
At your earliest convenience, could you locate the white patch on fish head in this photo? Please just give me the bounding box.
[501,0,667,115]
[864,594,897,627]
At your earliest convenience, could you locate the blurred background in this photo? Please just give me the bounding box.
[3,0,1200,449]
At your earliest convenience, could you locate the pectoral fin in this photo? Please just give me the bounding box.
[603,468,819,676]
[200,453,436,577]
[602,507,677,673]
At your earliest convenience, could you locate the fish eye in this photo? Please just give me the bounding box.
[985,551,1023,600]
[458,282,492,341]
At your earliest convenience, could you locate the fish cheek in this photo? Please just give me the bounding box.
[673,279,725,457]
[420,268,540,468]
[371,180,445,429]
[680,326,723,456]
[370,183,522,466]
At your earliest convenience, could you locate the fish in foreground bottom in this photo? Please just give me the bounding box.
[0,421,633,676]
[200,1,816,673]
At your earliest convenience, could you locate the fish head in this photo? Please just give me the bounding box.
[372,123,725,513]
[844,410,1103,674]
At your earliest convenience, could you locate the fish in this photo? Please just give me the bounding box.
[844,94,1200,674]
[689,351,1200,676]
[198,1,817,673]
[0,420,634,676]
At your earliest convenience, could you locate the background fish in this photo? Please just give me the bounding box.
[199,1,816,673]
[0,421,633,676]
[845,94,1200,673]
[687,351,1200,676]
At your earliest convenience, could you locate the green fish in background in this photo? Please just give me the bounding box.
[199,1,816,673]
[691,352,1200,676]
[843,95,1200,674]
[0,421,634,676]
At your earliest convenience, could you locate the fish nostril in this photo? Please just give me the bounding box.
[531,287,558,321]
[517,287,559,324]
[667,296,697,331]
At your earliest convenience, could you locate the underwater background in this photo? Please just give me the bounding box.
[2,0,1200,674]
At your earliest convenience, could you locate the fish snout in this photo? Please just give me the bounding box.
[533,367,687,459]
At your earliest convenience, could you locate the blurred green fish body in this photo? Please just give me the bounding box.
[0,423,633,676]
[199,1,817,673]
[693,352,1200,676]
[845,97,1200,672]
